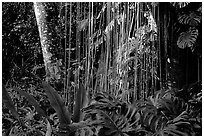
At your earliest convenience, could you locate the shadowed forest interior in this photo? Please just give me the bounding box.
[2,2,202,136]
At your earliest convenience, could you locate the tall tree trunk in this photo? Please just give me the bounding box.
[33,2,60,82]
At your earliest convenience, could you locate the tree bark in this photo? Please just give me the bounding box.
[33,2,61,82]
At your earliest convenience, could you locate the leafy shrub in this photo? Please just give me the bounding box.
[2,81,89,136]
[82,87,200,136]
[83,92,141,136]
[3,81,201,136]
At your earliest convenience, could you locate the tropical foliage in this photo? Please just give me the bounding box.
[3,81,201,135]
[177,27,198,49]
[2,2,202,136]
[175,3,202,51]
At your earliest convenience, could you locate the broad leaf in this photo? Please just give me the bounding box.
[42,81,71,127]
[177,27,198,49]
[73,82,87,123]
[178,12,201,26]
[171,2,190,8]
[83,92,141,136]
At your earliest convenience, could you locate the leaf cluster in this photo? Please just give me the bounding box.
[82,87,201,136]
[173,2,202,51]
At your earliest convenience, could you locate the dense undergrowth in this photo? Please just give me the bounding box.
[2,80,201,136]
[2,2,202,136]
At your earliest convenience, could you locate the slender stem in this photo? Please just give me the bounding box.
[105,2,111,92]
[164,6,168,88]
[157,4,162,89]
[91,2,94,95]
[64,2,67,101]
[87,2,91,97]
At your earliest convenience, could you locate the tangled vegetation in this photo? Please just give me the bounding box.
[2,2,202,136]
[2,81,202,136]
